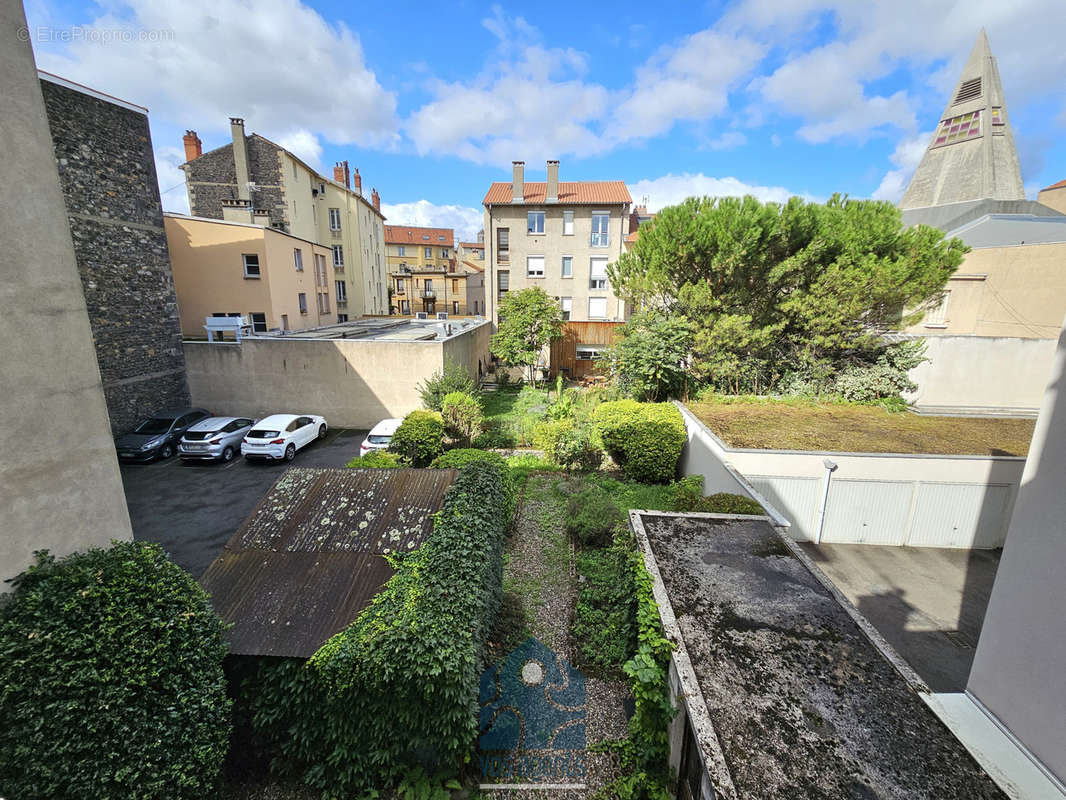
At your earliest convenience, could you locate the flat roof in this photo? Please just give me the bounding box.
[633,512,1006,799]
[257,316,487,342]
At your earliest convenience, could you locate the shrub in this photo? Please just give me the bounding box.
[0,542,230,799]
[389,410,444,466]
[346,450,401,468]
[471,422,517,450]
[249,462,510,795]
[571,534,637,672]
[532,418,574,457]
[566,487,625,547]
[832,340,926,403]
[430,448,516,518]
[417,359,476,411]
[441,391,483,446]
[553,427,604,473]
[594,400,686,484]
[669,475,763,514]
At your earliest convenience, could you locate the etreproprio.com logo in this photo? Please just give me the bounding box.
[478,637,587,788]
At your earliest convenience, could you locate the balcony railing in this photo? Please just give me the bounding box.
[419,289,436,299]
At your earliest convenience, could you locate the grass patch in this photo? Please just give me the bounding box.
[480,386,551,446]
[688,397,1035,456]
[582,473,676,513]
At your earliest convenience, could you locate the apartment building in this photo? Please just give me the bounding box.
[182,120,387,320]
[386,225,458,315]
[456,238,485,264]
[483,161,632,326]
[165,214,337,336]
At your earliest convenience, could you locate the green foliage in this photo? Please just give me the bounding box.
[389,410,444,466]
[552,426,604,473]
[532,417,575,456]
[571,533,637,672]
[417,359,476,411]
[250,462,510,795]
[346,450,401,469]
[594,401,686,483]
[669,475,764,514]
[608,195,965,395]
[601,311,694,402]
[566,487,625,547]
[831,340,926,402]
[471,423,517,450]
[396,766,462,800]
[430,448,516,519]
[441,391,484,446]
[490,287,564,386]
[0,542,231,799]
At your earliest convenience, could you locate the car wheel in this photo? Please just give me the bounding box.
[221,446,234,462]
[159,443,175,459]
[318,424,327,440]
[284,444,296,461]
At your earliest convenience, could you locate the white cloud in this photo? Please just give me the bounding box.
[379,200,483,242]
[628,173,810,212]
[871,130,932,202]
[706,131,748,151]
[154,146,189,214]
[275,130,323,169]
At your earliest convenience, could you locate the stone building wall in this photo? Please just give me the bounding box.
[184,135,288,229]
[40,78,189,434]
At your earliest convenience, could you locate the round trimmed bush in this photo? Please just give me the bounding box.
[429,447,507,471]
[594,400,686,483]
[388,410,444,466]
[0,541,231,799]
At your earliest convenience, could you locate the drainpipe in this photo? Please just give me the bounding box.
[814,458,838,544]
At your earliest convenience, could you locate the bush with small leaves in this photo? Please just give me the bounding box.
[594,400,686,484]
[441,391,484,446]
[553,427,604,473]
[346,450,401,469]
[416,359,476,411]
[566,487,625,547]
[388,410,444,466]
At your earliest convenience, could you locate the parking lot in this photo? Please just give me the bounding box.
[120,428,367,579]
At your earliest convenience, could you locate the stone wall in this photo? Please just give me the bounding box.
[184,135,288,229]
[41,78,189,434]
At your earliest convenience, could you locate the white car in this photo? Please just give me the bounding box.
[360,418,403,456]
[241,414,327,462]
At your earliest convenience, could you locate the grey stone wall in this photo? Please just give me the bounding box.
[184,135,288,229]
[41,79,190,434]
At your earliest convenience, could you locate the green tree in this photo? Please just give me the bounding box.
[490,287,564,386]
[601,310,694,401]
[441,391,484,446]
[608,194,966,394]
[417,358,477,410]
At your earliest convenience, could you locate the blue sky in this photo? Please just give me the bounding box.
[25,0,1066,240]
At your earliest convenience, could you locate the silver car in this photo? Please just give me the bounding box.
[179,416,255,462]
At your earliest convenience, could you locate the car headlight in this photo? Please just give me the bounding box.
[141,437,162,450]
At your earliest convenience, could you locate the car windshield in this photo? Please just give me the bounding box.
[134,418,173,435]
[248,429,280,439]
[367,434,392,444]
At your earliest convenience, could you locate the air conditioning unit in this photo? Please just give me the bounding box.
[415,312,428,320]
[436,312,448,320]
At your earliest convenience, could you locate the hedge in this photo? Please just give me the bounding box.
[346,450,401,468]
[670,475,764,515]
[388,410,444,466]
[0,542,231,799]
[594,400,686,483]
[249,461,510,795]
[430,448,516,518]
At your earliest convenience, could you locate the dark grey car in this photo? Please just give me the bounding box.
[115,407,211,461]
[179,417,255,462]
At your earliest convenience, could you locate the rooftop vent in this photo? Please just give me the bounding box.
[415,311,428,320]
[954,77,982,104]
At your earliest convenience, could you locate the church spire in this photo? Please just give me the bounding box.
[900,29,1024,210]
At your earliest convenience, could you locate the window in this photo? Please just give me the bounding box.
[242,253,260,278]
[563,210,574,236]
[452,278,459,292]
[591,212,609,247]
[925,291,951,326]
[452,301,459,314]
[438,235,446,241]
[497,228,509,262]
[590,257,608,289]
[398,245,406,256]
[497,270,510,296]
[337,313,349,322]
[401,300,410,314]
[396,278,406,293]
[293,248,303,271]
[318,292,330,314]
[473,300,479,314]
[298,292,308,314]
[560,297,572,321]
[561,256,573,278]
[588,297,607,319]
[527,211,545,234]
[441,248,449,258]
[328,208,341,231]
[335,280,348,304]
[424,247,433,259]
[332,245,344,267]
[249,312,267,332]
[281,314,289,330]
[314,253,327,286]
[422,234,430,240]
[527,255,545,278]
[933,110,982,147]
[576,342,606,360]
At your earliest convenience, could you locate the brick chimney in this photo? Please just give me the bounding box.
[333,160,350,188]
[183,130,202,162]
[371,188,380,211]
[230,117,250,202]
[353,167,362,195]
[546,159,559,203]
[512,161,525,203]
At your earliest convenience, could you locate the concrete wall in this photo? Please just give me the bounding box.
[967,317,1066,786]
[184,322,491,428]
[906,335,1057,415]
[1,0,132,587]
[678,403,1024,548]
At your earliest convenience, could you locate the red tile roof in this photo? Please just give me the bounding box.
[459,242,484,249]
[483,181,632,206]
[1041,179,1066,192]
[384,225,454,246]
[461,260,484,273]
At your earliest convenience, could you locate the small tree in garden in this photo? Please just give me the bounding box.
[441,391,484,446]
[388,410,444,466]
[601,310,694,401]
[491,287,564,387]
[417,359,477,410]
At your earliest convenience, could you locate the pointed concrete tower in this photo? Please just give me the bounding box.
[900,30,1025,210]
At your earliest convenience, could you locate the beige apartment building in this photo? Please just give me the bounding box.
[385,225,464,315]
[182,120,387,320]
[456,238,485,264]
[165,214,338,336]
[483,161,632,327]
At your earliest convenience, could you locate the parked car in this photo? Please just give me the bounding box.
[115,407,211,461]
[359,418,403,456]
[241,414,327,462]
[179,417,255,462]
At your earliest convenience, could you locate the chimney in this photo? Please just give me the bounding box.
[333,160,350,188]
[353,167,362,195]
[229,117,250,202]
[183,130,202,162]
[371,188,380,211]
[546,160,559,203]
[512,161,525,203]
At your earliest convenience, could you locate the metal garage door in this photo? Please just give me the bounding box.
[821,479,914,546]
[907,483,1012,548]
